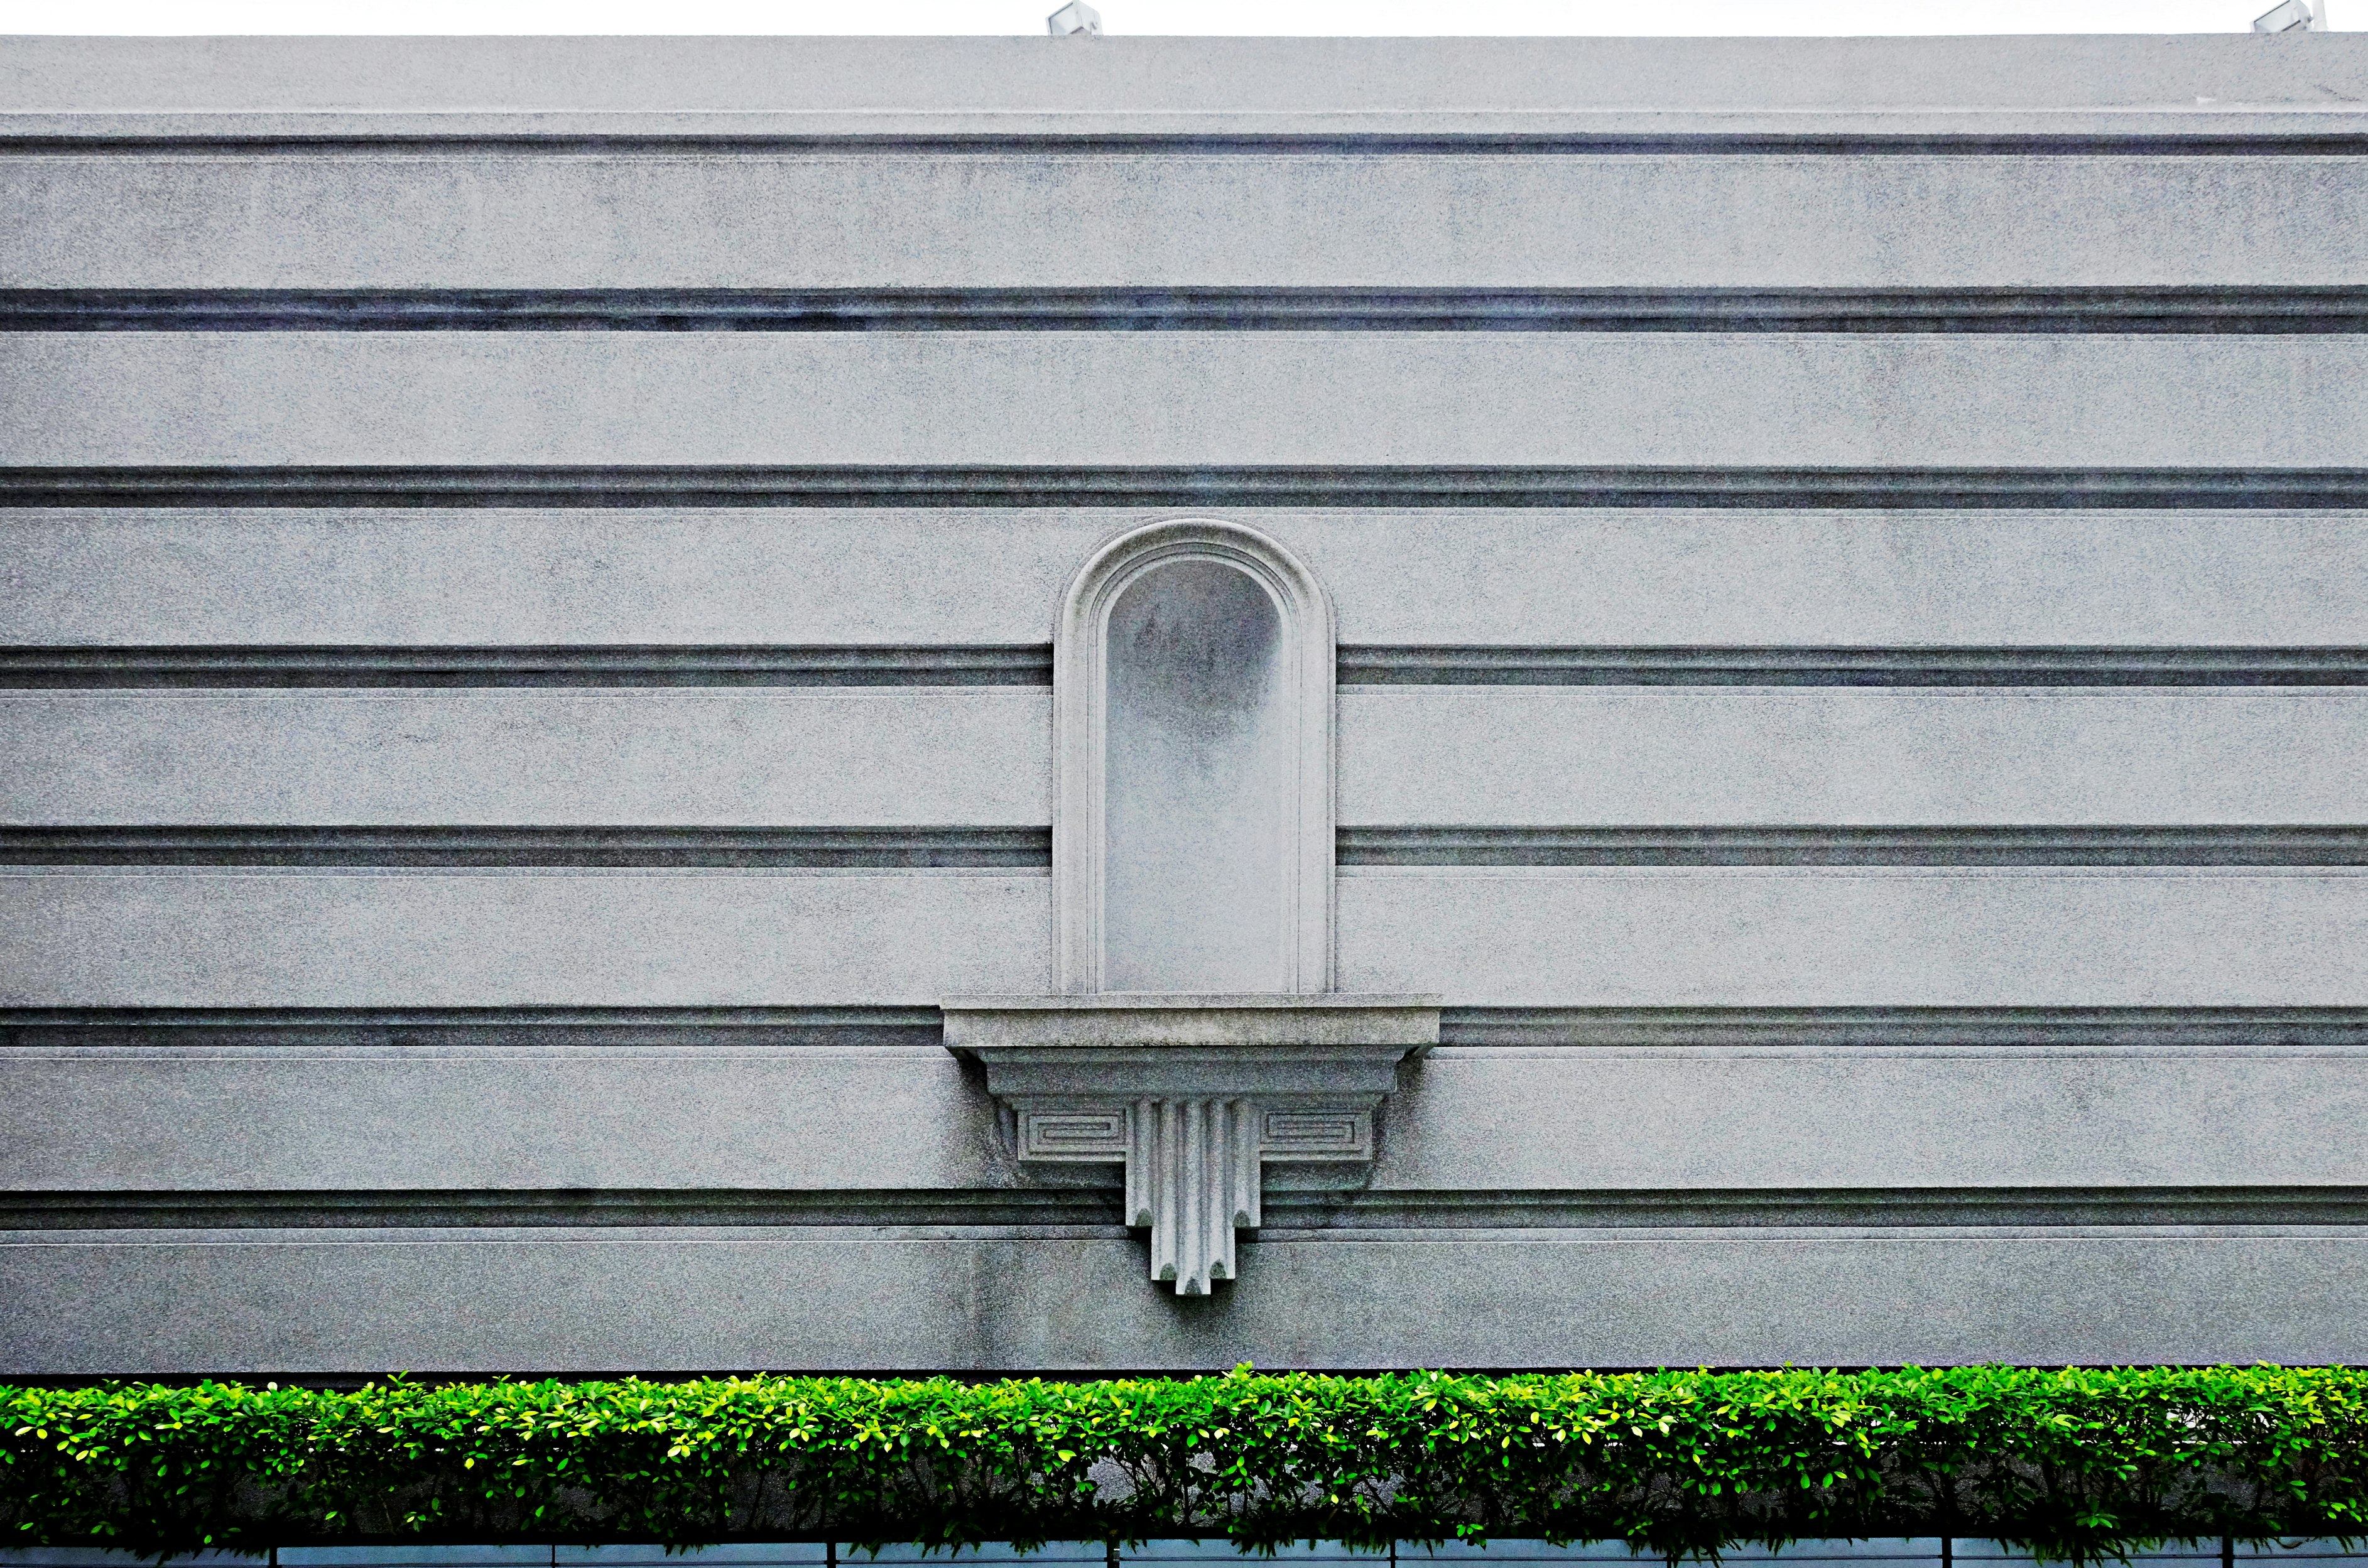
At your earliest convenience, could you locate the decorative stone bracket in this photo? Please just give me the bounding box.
[942,994,1440,1294]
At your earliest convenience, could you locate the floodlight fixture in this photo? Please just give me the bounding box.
[1048,2,1103,35]
[2254,0,2324,30]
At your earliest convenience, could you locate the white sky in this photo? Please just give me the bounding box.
[0,0,2337,36]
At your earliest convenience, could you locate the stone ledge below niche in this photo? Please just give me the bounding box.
[942,993,1438,1292]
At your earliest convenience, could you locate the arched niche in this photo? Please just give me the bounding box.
[1053,519,1335,995]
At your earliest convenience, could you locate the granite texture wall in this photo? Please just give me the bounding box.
[4,31,2368,1373]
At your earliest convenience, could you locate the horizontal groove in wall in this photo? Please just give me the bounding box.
[9,1186,2364,1233]
[11,286,2368,333]
[1341,826,2368,867]
[9,132,2368,156]
[15,828,2361,870]
[1267,1186,2368,1232]
[0,1007,943,1054]
[0,644,1052,687]
[1339,646,2368,686]
[0,826,1051,868]
[8,466,2368,509]
[13,1007,2368,1054]
[16,646,2367,688]
[0,1188,1123,1231]
[1437,1007,2368,1050]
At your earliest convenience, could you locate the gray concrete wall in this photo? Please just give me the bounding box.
[10,509,2367,648]
[3,33,2363,131]
[8,1230,2368,1373]
[9,868,2368,1007]
[8,335,2364,467]
[2,693,1052,825]
[6,33,2368,1375]
[11,156,2368,289]
[17,689,2368,826]
[9,1045,2365,1194]
[0,872,1051,1005]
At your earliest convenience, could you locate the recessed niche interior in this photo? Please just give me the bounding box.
[1100,557,1290,993]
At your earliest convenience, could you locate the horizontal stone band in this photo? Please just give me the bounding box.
[10,825,2368,869]
[10,644,2365,688]
[10,286,2368,333]
[1338,825,2368,867]
[0,826,1051,868]
[8,465,2367,508]
[9,131,2368,156]
[1338,646,2368,686]
[0,644,1052,687]
[12,1005,2368,1054]
[9,1184,2366,1233]
[0,1005,943,1054]
[1436,1006,2368,1049]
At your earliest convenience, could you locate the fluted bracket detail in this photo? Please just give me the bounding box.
[1014,1094,1373,1293]
[942,993,1440,1294]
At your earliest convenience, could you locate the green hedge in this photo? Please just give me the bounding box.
[6,1368,2366,1562]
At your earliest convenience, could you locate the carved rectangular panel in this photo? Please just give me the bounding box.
[1258,1105,1371,1160]
[1018,1104,1131,1162]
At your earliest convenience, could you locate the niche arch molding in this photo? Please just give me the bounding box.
[1051,517,1338,997]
